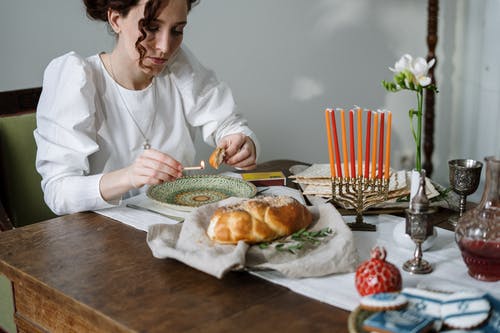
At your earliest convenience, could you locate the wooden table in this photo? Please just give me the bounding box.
[0,160,353,333]
[0,160,456,333]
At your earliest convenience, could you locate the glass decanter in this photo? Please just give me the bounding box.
[455,156,500,281]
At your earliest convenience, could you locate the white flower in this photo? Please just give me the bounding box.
[382,53,438,172]
[389,54,435,87]
[389,54,412,73]
[411,57,435,87]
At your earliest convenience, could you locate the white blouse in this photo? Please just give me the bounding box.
[34,46,259,215]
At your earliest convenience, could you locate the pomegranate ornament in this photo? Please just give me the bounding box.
[355,246,402,296]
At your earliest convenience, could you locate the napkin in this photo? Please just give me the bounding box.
[95,193,190,231]
[147,197,358,279]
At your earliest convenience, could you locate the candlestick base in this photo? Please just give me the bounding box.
[330,177,389,232]
[347,221,377,232]
[402,258,433,274]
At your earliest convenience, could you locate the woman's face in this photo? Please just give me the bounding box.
[115,0,188,76]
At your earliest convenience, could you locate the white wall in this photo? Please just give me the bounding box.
[1,0,485,189]
[0,1,113,90]
[438,0,500,201]
[186,0,431,171]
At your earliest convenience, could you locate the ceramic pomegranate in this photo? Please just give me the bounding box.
[355,246,402,296]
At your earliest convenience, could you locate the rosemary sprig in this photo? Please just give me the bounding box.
[258,227,333,254]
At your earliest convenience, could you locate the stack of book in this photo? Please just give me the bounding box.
[241,171,286,187]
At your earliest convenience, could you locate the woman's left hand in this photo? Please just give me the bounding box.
[218,133,256,170]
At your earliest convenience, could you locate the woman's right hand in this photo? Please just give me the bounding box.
[100,149,184,201]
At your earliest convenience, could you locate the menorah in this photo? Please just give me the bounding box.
[330,177,389,231]
[325,108,392,231]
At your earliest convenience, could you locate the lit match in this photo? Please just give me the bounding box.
[183,160,205,171]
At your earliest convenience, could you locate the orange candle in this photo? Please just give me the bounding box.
[325,109,336,178]
[384,111,392,179]
[330,110,343,177]
[364,110,372,178]
[349,110,356,178]
[340,109,349,178]
[357,108,362,177]
[378,112,385,179]
[371,113,379,179]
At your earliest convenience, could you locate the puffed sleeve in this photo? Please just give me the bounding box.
[168,46,260,157]
[34,52,115,215]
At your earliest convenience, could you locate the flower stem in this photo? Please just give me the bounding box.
[415,90,423,171]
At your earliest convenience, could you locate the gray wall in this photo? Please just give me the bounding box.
[1,0,458,184]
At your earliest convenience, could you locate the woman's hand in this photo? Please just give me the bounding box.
[100,149,183,201]
[126,149,183,188]
[218,133,256,170]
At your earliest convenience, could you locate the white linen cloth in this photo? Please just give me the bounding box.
[95,186,500,312]
[34,46,259,215]
[146,199,358,279]
[96,193,191,231]
[253,214,500,311]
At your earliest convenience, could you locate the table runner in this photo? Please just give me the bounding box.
[96,196,500,312]
[252,214,500,311]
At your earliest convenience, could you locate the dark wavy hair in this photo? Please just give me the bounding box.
[83,0,199,68]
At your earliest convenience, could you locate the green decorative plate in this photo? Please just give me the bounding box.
[147,175,257,211]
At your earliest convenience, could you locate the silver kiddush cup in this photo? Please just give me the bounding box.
[448,159,483,226]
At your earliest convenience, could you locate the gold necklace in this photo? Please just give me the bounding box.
[108,55,158,150]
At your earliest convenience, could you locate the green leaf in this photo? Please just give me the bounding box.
[431,186,452,202]
[395,74,406,88]
[408,81,416,91]
[425,84,439,93]
[263,227,334,255]
[396,194,410,202]
[382,80,400,92]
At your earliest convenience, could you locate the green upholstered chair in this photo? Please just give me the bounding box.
[0,275,15,333]
[0,112,57,333]
[0,112,56,228]
[0,88,55,333]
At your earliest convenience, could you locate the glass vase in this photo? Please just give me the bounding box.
[455,156,500,281]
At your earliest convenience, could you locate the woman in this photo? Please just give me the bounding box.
[34,0,258,215]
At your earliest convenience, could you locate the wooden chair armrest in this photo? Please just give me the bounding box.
[0,200,14,231]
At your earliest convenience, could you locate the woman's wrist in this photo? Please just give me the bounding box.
[99,168,135,202]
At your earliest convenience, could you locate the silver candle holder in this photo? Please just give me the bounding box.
[403,170,435,274]
[330,176,389,231]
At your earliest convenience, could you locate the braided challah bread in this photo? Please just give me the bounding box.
[207,196,312,244]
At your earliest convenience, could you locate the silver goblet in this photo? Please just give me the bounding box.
[448,159,483,226]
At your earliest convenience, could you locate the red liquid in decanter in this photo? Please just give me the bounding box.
[457,238,500,281]
[455,156,500,282]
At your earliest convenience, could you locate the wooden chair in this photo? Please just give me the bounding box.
[0,87,55,231]
[0,201,12,232]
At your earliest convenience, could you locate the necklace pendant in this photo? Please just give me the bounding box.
[143,141,151,150]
